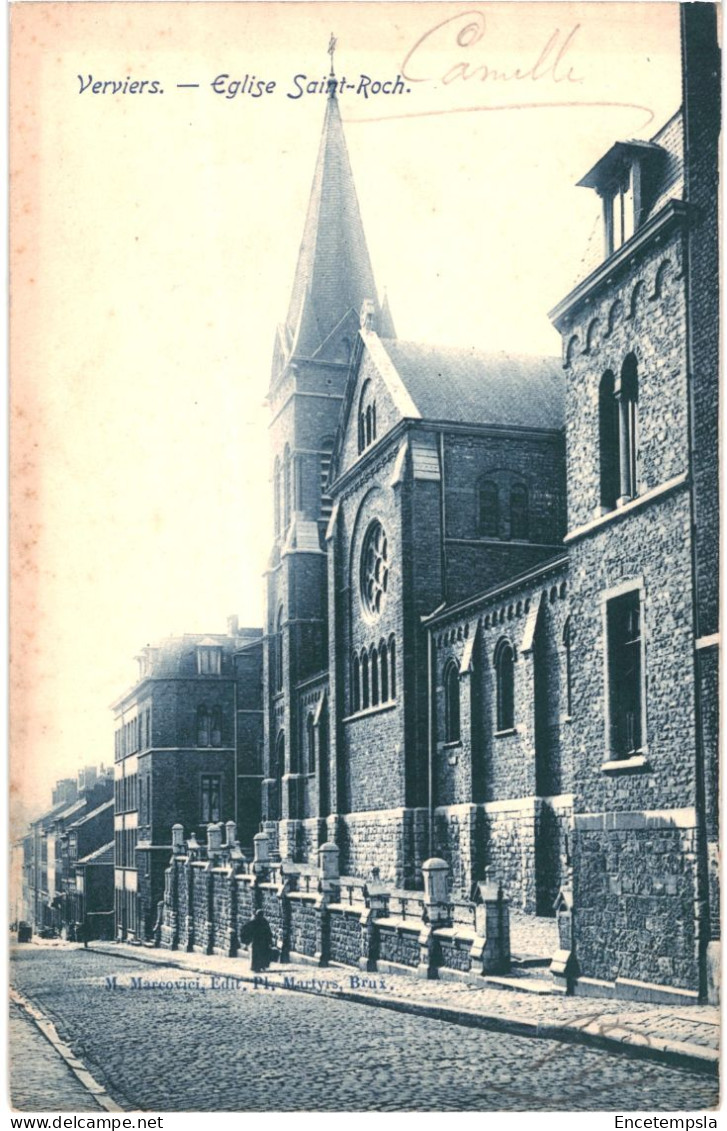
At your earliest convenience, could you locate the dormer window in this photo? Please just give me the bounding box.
[358,380,377,454]
[197,644,222,676]
[578,141,664,262]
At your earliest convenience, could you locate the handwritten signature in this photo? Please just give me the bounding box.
[346,9,653,126]
[402,9,582,87]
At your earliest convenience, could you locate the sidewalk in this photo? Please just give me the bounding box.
[89,939,720,1075]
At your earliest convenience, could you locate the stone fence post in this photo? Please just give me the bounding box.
[359,883,389,972]
[171,824,185,855]
[551,886,576,992]
[253,831,271,876]
[315,843,340,966]
[207,822,223,858]
[472,866,510,975]
[418,857,451,979]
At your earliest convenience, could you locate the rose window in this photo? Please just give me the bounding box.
[360,521,389,618]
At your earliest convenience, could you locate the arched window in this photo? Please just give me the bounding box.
[621,354,638,501]
[197,706,210,747]
[351,653,361,713]
[273,456,281,537]
[358,381,377,454]
[389,636,396,699]
[494,640,515,732]
[361,650,370,709]
[563,617,573,717]
[444,662,460,743]
[306,713,315,775]
[599,371,620,511]
[275,607,284,692]
[371,647,379,706]
[210,707,222,747]
[479,480,499,538]
[510,483,529,541]
[379,640,389,703]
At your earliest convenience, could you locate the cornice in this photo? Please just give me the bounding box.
[549,200,691,329]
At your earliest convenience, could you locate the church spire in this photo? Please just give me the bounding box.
[277,42,387,372]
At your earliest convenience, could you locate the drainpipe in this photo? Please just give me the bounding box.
[427,625,434,859]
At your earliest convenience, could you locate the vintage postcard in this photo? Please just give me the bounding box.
[9,0,720,1117]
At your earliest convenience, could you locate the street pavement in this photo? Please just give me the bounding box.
[9,1001,103,1112]
[9,943,720,1112]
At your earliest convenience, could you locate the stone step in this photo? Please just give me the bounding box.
[483,970,562,995]
[511,954,553,969]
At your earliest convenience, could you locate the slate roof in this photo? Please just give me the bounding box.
[68,799,113,830]
[280,91,385,366]
[379,339,564,431]
[50,799,86,825]
[77,841,114,867]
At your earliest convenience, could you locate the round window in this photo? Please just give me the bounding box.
[360,521,389,619]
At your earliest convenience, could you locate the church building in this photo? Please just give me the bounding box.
[260,5,719,1002]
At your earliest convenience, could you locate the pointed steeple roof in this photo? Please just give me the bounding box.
[280,89,383,367]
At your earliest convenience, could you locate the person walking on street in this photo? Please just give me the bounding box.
[239,909,274,972]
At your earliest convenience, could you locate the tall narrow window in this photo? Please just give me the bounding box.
[371,647,379,706]
[273,456,281,536]
[361,651,370,709]
[320,438,334,524]
[352,653,360,712]
[306,713,315,775]
[283,444,292,529]
[210,707,222,747]
[620,354,639,501]
[444,662,460,743]
[358,381,377,454]
[599,371,620,511]
[389,637,396,699]
[563,617,573,717]
[479,480,499,538]
[379,641,389,703]
[495,640,515,732]
[607,590,643,758]
[510,483,529,541]
[197,706,210,747]
[201,775,221,824]
[275,607,284,692]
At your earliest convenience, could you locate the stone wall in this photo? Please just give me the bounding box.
[574,810,700,992]
[158,835,512,979]
[328,907,364,967]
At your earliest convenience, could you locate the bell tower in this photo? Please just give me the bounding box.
[262,56,393,847]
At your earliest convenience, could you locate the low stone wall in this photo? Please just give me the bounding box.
[158,829,511,979]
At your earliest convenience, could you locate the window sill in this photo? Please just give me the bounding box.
[494,727,517,738]
[342,700,397,724]
[441,740,462,750]
[601,754,650,773]
[560,714,573,725]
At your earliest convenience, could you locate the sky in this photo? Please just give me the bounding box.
[10,1,682,819]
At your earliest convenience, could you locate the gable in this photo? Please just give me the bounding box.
[335,338,410,481]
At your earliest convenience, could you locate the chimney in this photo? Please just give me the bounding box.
[227,614,239,637]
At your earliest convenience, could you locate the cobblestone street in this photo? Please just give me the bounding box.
[9,945,719,1112]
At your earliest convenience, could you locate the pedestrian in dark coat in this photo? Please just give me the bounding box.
[239,909,274,972]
